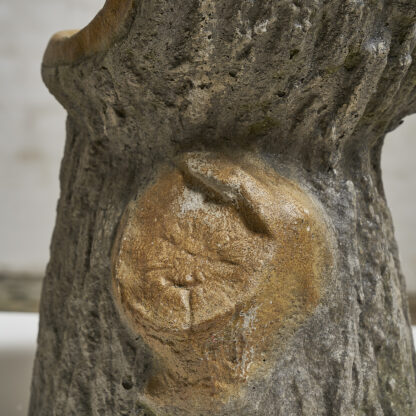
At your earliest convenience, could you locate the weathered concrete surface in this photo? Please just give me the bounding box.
[31,0,416,415]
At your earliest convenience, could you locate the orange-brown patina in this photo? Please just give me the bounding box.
[112,152,334,414]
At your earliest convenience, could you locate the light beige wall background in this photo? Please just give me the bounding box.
[383,119,416,292]
[0,0,415,291]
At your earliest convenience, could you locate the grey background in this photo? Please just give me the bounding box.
[0,0,415,291]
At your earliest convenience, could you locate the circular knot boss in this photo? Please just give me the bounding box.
[111,152,334,415]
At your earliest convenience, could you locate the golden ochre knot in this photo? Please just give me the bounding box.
[112,152,334,415]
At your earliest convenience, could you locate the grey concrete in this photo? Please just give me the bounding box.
[0,0,416,300]
[0,2,414,415]
[30,1,416,414]
[1,313,415,416]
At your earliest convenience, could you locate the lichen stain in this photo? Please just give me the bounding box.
[112,152,334,415]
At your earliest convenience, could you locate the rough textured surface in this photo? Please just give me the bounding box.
[31,0,416,415]
[112,152,334,414]
[42,0,133,66]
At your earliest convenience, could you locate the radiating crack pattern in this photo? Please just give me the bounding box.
[111,152,334,414]
[115,165,274,331]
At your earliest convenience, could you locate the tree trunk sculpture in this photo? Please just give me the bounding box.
[30,0,416,414]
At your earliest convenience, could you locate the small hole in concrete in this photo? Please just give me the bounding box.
[122,378,133,390]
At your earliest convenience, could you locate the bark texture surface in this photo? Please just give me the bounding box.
[31,0,416,415]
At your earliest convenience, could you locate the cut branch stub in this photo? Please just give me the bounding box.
[111,152,335,415]
[42,0,133,66]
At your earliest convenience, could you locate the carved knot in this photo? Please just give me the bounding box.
[111,152,334,414]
